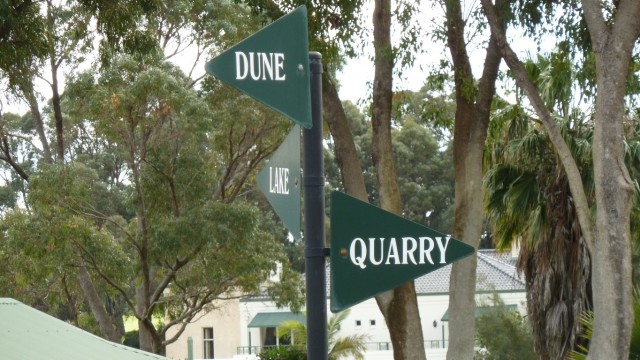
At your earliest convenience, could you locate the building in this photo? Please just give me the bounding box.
[165,249,525,360]
[0,298,169,360]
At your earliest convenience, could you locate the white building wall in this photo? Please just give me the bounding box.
[165,298,241,360]
[237,290,526,360]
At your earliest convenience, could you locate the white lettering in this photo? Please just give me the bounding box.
[261,53,274,80]
[419,237,435,265]
[269,167,274,193]
[282,168,288,194]
[369,238,384,266]
[402,237,418,265]
[347,234,453,268]
[274,53,286,81]
[249,52,261,80]
[234,51,286,81]
[350,238,367,269]
[269,167,289,194]
[385,238,400,265]
[435,236,451,264]
[235,52,248,80]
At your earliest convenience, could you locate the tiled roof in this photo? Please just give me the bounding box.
[414,250,524,294]
[0,298,168,360]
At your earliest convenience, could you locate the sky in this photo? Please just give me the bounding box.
[0,2,547,118]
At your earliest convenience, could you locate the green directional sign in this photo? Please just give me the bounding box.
[257,125,301,239]
[205,6,311,128]
[330,191,475,313]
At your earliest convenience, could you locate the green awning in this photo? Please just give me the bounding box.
[248,312,306,328]
[441,304,517,321]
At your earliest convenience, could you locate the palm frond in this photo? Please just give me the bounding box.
[277,320,307,346]
[329,334,370,360]
[328,309,351,345]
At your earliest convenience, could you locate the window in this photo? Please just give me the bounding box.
[203,327,214,359]
[355,320,361,327]
[370,319,376,326]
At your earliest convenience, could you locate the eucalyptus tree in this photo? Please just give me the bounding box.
[0,0,305,353]
[59,54,303,353]
[348,96,455,234]
[484,49,594,357]
[480,0,640,357]
[433,0,505,357]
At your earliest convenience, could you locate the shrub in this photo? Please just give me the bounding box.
[475,294,536,360]
[259,346,307,360]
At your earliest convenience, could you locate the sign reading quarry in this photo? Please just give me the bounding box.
[330,191,475,312]
[204,6,311,128]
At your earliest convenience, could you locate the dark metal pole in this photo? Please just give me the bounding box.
[304,51,327,360]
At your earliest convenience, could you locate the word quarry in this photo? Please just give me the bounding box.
[348,236,452,269]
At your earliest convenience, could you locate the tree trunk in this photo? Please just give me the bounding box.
[588,63,634,357]
[21,81,53,164]
[322,71,368,202]
[583,1,639,355]
[46,0,64,162]
[444,0,502,358]
[481,0,640,357]
[370,1,426,359]
[77,257,121,342]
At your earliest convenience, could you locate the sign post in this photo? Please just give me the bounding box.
[205,6,327,359]
[304,52,327,360]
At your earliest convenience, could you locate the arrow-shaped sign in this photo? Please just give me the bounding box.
[257,125,301,239]
[205,6,311,128]
[330,191,475,312]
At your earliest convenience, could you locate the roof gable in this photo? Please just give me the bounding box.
[0,298,168,360]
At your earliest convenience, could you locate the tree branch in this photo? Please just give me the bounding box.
[480,0,594,250]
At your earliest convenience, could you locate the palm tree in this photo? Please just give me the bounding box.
[277,309,369,360]
[484,48,593,359]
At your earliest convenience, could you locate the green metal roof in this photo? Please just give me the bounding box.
[0,298,168,360]
[440,304,517,321]
[248,312,306,328]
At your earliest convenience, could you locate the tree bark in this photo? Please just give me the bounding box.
[21,81,53,164]
[444,0,502,358]
[46,0,64,162]
[582,1,639,357]
[77,257,121,342]
[322,71,368,202]
[481,0,640,358]
[370,1,426,359]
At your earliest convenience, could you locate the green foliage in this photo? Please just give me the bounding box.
[338,95,455,233]
[0,0,48,90]
[241,0,364,69]
[123,330,140,349]
[569,287,640,360]
[277,309,369,360]
[0,0,308,353]
[259,346,307,360]
[475,295,536,360]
